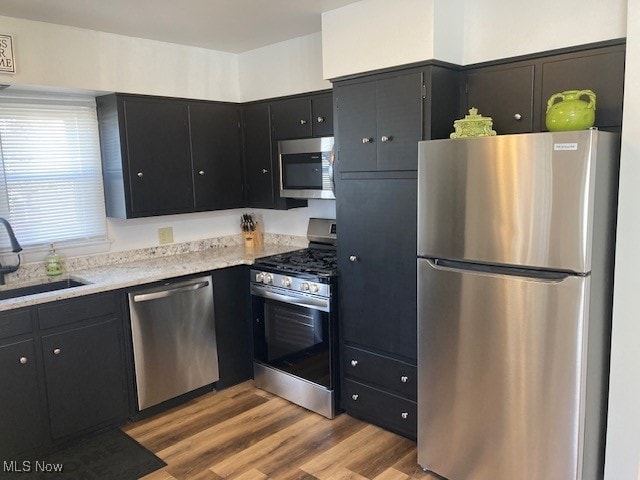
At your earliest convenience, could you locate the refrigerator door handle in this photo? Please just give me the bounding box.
[426,258,575,282]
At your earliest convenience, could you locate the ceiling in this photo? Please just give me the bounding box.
[0,0,361,53]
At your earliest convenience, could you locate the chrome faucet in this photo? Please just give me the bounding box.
[0,217,22,285]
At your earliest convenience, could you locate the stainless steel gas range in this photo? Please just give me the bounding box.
[250,218,339,418]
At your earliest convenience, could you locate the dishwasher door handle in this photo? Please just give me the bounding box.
[132,280,210,303]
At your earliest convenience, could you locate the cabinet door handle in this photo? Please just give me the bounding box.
[381,135,393,142]
[300,119,307,125]
[361,137,373,144]
[137,172,144,178]
[400,375,409,383]
[317,116,325,123]
[351,394,359,401]
[262,169,269,174]
[514,113,522,120]
[350,359,358,367]
[349,255,358,262]
[401,412,409,420]
[198,170,205,176]
[53,348,61,355]
[19,356,28,364]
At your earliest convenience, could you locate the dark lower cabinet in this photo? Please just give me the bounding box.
[337,177,418,438]
[42,318,128,439]
[0,291,129,457]
[212,266,252,389]
[338,178,417,359]
[0,338,47,456]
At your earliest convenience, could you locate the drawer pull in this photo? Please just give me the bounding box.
[317,116,325,123]
[53,348,61,355]
[350,359,358,367]
[400,375,409,383]
[361,137,373,144]
[351,394,359,401]
[514,113,522,120]
[300,119,307,125]
[401,412,409,420]
[19,356,28,364]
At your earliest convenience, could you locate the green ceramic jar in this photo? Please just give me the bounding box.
[545,89,596,132]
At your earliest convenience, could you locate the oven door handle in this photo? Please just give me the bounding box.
[251,284,330,312]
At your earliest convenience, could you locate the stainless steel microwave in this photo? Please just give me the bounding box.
[278,137,335,200]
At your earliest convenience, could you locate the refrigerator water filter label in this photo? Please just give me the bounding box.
[554,143,579,151]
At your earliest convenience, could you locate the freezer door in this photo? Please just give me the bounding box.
[417,259,589,480]
[417,130,618,273]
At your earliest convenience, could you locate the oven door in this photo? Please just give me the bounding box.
[251,283,333,388]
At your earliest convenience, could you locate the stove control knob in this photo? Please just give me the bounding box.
[301,282,310,292]
[309,283,319,293]
[263,273,273,284]
[255,272,264,282]
[281,277,292,287]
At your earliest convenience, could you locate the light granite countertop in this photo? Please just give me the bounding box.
[0,242,302,312]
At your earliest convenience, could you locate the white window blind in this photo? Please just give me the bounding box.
[0,94,107,253]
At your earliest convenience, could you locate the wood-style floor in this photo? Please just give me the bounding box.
[123,381,439,480]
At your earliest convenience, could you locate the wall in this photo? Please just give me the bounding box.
[238,32,331,102]
[461,0,627,65]
[106,201,336,252]
[321,0,435,79]
[0,16,336,253]
[605,0,640,478]
[0,15,240,101]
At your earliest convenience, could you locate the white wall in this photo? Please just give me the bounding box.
[0,15,240,101]
[321,0,435,79]
[605,0,640,478]
[462,0,627,65]
[106,201,336,252]
[432,0,465,65]
[238,32,331,102]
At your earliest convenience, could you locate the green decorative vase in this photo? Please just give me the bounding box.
[545,89,596,131]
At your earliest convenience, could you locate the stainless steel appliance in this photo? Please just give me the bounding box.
[128,275,219,410]
[278,137,335,199]
[417,130,619,480]
[251,218,339,418]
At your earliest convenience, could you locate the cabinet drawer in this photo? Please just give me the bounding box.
[38,292,118,330]
[343,379,416,439]
[343,345,417,399]
[0,309,31,339]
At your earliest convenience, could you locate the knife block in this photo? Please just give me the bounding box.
[243,222,263,249]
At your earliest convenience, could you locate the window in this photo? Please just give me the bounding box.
[0,93,107,254]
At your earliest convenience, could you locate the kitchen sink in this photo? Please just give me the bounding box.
[0,279,87,301]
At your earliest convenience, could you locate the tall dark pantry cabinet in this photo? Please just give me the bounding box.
[333,64,459,439]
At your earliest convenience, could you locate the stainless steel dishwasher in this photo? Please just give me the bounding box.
[128,274,219,410]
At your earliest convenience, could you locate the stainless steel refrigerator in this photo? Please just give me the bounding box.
[417,130,619,480]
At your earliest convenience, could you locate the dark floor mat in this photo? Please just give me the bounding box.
[8,429,166,479]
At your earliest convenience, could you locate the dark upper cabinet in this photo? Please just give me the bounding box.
[242,102,307,210]
[335,66,459,173]
[243,103,277,208]
[97,94,244,218]
[540,48,625,130]
[465,65,535,134]
[120,96,193,216]
[270,91,334,140]
[188,102,244,210]
[463,42,625,135]
[311,93,334,137]
[0,338,47,456]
